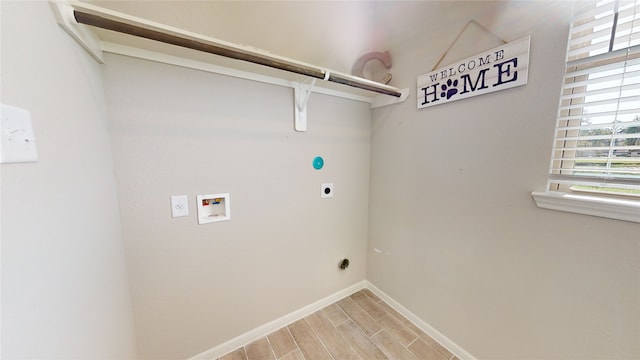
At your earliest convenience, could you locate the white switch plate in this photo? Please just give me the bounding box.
[1,104,38,164]
[321,183,334,198]
[170,195,189,218]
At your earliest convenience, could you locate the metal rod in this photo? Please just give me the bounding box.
[73,10,402,98]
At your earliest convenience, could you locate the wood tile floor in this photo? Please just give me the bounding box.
[218,289,459,360]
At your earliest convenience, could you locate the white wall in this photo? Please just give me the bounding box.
[1,1,137,358]
[368,1,640,358]
[101,55,371,359]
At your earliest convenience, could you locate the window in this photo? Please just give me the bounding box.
[533,0,640,222]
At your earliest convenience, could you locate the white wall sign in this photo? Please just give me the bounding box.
[417,36,530,109]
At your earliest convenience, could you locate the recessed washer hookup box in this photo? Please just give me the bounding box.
[196,193,230,224]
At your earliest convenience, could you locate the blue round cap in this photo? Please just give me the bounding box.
[313,156,324,170]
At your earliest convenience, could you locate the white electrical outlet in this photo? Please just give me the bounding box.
[170,195,189,218]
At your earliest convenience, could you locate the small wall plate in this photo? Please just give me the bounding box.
[321,183,334,198]
[170,195,189,218]
[1,104,38,163]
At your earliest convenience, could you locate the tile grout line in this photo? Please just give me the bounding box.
[320,302,365,360]
[276,349,296,360]
[369,327,384,339]
[367,285,460,359]
[366,291,454,359]
[283,325,303,360]
[283,325,305,360]
[346,293,389,355]
[302,316,336,360]
[264,332,278,360]
[340,294,390,359]
[354,291,428,359]
[329,308,364,360]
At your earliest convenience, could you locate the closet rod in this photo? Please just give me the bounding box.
[72,10,403,98]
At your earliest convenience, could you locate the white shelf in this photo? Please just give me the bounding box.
[50,1,409,110]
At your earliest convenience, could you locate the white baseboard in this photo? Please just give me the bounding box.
[189,279,474,360]
[189,280,368,360]
[364,281,476,360]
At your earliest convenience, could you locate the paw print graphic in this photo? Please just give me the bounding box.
[440,79,459,100]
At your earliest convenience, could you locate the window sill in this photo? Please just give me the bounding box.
[531,191,640,223]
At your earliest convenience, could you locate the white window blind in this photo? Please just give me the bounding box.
[549,0,640,195]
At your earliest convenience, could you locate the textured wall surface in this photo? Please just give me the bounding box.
[368,1,639,358]
[102,54,371,359]
[1,1,137,358]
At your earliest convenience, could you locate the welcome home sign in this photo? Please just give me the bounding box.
[417,36,530,109]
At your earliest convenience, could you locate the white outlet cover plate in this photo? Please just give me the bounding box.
[170,195,189,218]
[321,183,334,198]
[1,104,38,164]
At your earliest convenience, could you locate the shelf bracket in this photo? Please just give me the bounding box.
[294,79,317,132]
[49,0,104,63]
